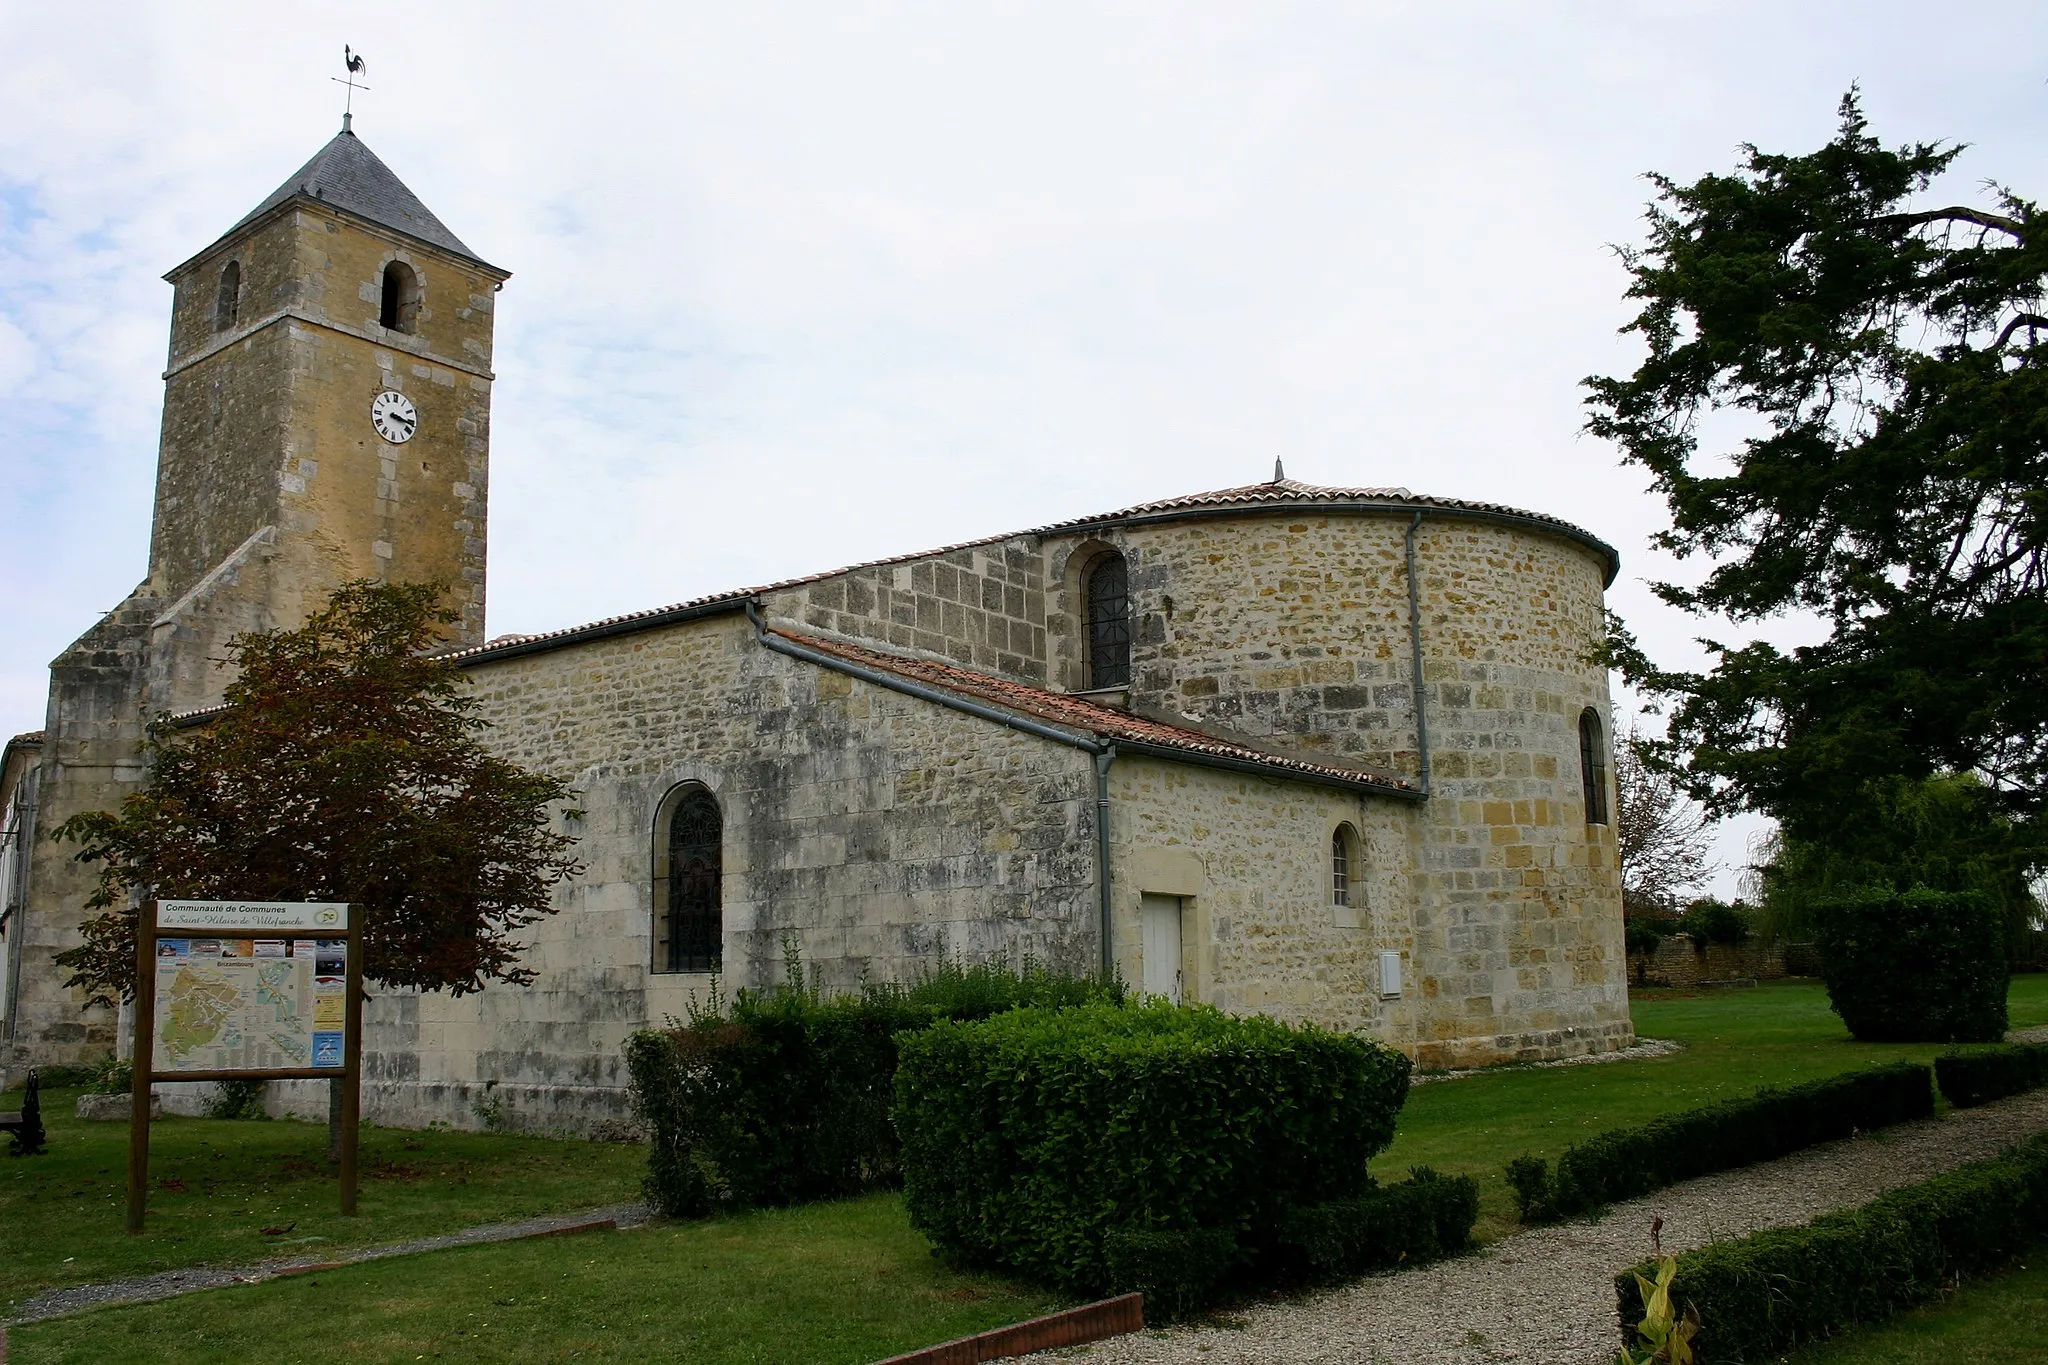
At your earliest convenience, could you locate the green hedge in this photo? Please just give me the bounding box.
[1616,1132,2048,1362]
[1276,1168,1480,1282]
[1507,1063,1933,1222]
[1815,888,2008,1042]
[626,959,1122,1217]
[1935,1044,2048,1108]
[895,1001,1413,1301]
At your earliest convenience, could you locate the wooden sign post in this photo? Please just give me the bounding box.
[127,900,363,1233]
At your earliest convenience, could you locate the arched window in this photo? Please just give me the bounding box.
[1331,824,1359,908]
[1579,708,1609,826]
[1331,822,1366,927]
[1085,553,1131,689]
[380,261,420,333]
[215,261,241,332]
[654,785,722,973]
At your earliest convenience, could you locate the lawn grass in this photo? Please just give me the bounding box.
[7,975,2044,1361]
[1776,1254,2048,1364]
[1371,973,2048,1240]
[5,1193,1063,1364]
[0,1088,644,1313]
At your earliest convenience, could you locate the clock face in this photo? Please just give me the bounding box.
[370,389,419,444]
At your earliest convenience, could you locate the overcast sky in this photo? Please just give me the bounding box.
[5,2,2043,896]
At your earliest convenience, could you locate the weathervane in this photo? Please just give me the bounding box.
[332,45,369,131]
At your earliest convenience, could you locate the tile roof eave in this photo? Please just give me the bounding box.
[770,626,1421,800]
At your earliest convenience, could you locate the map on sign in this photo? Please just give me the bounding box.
[153,938,347,1073]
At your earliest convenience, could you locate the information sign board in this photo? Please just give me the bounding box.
[151,936,348,1073]
[127,900,363,1232]
[157,900,350,932]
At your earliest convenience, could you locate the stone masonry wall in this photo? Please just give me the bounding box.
[764,537,1051,685]
[1109,755,1420,1041]
[1037,512,1630,1067]
[336,611,1102,1131]
[158,203,500,649]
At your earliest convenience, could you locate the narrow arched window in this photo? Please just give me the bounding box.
[654,785,722,973]
[1579,708,1609,826]
[1086,553,1131,689]
[380,261,420,333]
[215,261,241,332]
[1331,824,1356,907]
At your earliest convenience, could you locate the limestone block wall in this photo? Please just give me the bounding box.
[765,537,1051,685]
[1053,510,1630,1067]
[1109,755,1419,1040]
[345,612,1102,1131]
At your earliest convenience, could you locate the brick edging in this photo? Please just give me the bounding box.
[873,1292,1145,1365]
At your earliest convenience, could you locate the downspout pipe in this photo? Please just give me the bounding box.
[745,602,1119,974]
[1404,513,1432,800]
[1094,747,1117,979]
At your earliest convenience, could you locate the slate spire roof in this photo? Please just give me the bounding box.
[218,124,492,268]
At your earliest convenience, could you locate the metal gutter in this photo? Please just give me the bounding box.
[1404,512,1433,800]
[1093,747,1117,978]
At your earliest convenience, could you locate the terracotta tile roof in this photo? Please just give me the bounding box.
[443,478,1618,668]
[776,627,1419,796]
[7,731,43,746]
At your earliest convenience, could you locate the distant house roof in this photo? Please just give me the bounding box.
[444,477,1619,668]
[774,628,1419,797]
[176,126,500,274]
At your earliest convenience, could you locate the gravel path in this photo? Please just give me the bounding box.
[1021,1089,2048,1365]
[6,1202,651,1326]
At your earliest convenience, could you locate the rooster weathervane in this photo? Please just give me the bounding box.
[332,46,370,130]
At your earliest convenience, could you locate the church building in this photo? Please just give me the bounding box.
[0,123,1632,1130]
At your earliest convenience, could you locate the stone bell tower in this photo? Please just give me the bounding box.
[149,116,511,705]
[0,121,508,1071]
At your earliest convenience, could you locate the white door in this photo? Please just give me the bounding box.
[1140,893,1183,1004]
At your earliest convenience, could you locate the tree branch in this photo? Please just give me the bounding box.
[1867,206,2027,240]
[1993,313,2048,350]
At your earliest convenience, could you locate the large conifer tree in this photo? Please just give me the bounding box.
[1588,93,2047,883]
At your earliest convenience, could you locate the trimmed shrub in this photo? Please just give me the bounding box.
[1276,1167,1480,1282]
[1101,1226,1241,1323]
[1814,888,2008,1042]
[1615,1132,2048,1362]
[1935,1044,2048,1108]
[626,958,1122,1217]
[894,1001,1412,1298]
[1508,1063,1932,1222]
